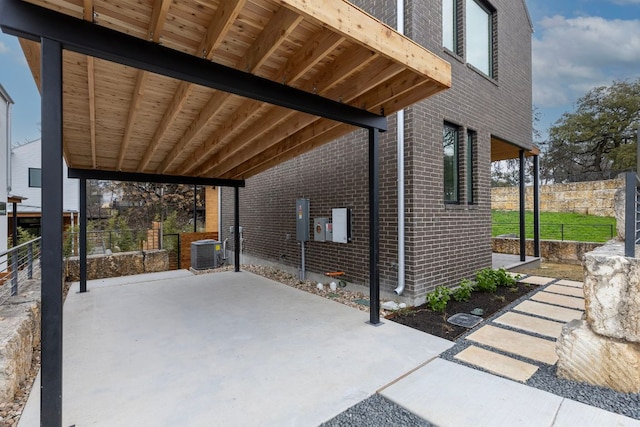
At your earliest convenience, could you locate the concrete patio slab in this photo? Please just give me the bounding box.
[454,345,538,382]
[555,279,583,288]
[544,284,584,298]
[553,399,640,427]
[531,292,585,310]
[513,300,583,323]
[380,358,563,427]
[466,325,558,364]
[494,311,565,339]
[20,270,453,426]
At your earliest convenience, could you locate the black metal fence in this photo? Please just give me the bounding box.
[492,223,615,243]
[64,229,149,256]
[625,172,640,257]
[0,237,41,305]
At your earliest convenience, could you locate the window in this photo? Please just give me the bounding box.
[467,130,475,204]
[443,124,459,203]
[28,168,42,188]
[443,0,458,53]
[465,0,493,76]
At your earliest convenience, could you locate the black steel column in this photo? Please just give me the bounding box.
[533,155,540,258]
[40,37,64,427]
[519,150,526,262]
[193,185,197,232]
[234,187,240,272]
[79,178,87,293]
[369,128,380,325]
[11,201,17,248]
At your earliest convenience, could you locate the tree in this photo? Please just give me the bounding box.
[542,79,640,183]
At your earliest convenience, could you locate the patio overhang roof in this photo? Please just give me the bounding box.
[1,0,451,182]
[491,136,540,162]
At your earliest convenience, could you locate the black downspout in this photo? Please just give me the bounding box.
[369,128,380,325]
[80,178,87,292]
[533,155,540,258]
[519,150,526,262]
[40,37,64,427]
[234,187,240,272]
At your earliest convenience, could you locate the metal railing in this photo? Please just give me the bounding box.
[624,171,640,257]
[0,237,41,305]
[492,223,615,242]
[64,229,149,256]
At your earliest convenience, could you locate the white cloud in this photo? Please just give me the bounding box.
[532,15,640,107]
[0,41,9,54]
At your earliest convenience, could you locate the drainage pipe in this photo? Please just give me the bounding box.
[394,0,406,296]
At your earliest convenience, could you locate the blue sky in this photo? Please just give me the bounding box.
[0,0,639,145]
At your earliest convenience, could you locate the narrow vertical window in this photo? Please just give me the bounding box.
[28,167,42,188]
[466,0,493,77]
[467,130,475,204]
[444,123,459,203]
[443,0,457,52]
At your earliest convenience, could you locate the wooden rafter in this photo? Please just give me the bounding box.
[164,6,304,174]
[148,0,171,42]
[116,71,148,170]
[87,56,97,168]
[136,0,247,172]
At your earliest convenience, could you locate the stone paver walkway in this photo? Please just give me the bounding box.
[449,276,585,383]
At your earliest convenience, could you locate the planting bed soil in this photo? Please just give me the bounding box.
[389,281,537,341]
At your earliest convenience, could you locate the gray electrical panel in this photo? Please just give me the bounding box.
[296,199,310,241]
[314,218,331,242]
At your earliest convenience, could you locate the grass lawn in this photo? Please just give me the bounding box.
[492,210,616,243]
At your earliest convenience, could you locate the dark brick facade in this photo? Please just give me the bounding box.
[221,0,533,303]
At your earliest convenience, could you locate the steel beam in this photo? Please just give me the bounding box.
[0,0,387,131]
[234,187,240,272]
[68,168,244,188]
[40,37,63,427]
[519,150,526,262]
[79,178,87,293]
[533,155,540,258]
[368,128,381,325]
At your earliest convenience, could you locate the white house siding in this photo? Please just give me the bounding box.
[0,84,13,257]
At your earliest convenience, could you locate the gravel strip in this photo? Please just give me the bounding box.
[320,394,433,427]
[440,278,640,421]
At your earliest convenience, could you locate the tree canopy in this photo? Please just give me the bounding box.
[542,79,640,183]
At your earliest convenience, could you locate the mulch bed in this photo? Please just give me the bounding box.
[388,282,538,341]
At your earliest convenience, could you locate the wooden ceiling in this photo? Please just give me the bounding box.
[491,136,540,162]
[14,0,451,180]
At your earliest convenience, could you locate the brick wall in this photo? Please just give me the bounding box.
[491,178,623,217]
[221,0,533,301]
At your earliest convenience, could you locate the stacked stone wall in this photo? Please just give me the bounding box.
[64,250,169,282]
[491,178,623,217]
[492,237,602,265]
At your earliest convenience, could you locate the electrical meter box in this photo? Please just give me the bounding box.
[314,218,332,242]
[332,208,352,243]
[296,199,310,242]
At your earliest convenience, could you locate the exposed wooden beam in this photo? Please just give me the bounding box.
[137,0,246,172]
[117,70,148,170]
[87,56,97,168]
[148,0,171,42]
[168,6,304,175]
[82,0,92,21]
[278,0,451,88]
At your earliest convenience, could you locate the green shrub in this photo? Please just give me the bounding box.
[452,278,474,302]
[426,286,451,313]
[495,267,517,287]
[475,268,498,293]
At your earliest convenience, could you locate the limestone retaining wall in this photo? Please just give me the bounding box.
[492,237,603,265]
[64,249,169,282]
[491,178,623,217]
[0,279,40,404]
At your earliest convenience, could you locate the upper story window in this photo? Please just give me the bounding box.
[29,168,42,188]
[443,123,460,203]
[443,0,458,53]
[465,0,494,77]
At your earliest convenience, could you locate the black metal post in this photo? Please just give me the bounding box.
[519,150,526,262]
[27,242,33,279]
[625,172,635,257]
[193,185,197,232]
[40,37,64,427]
[11,201,17,248]
[369,128,381,325]
[533,155,540,258]
[234,187,240,272]
[79,178,87,292]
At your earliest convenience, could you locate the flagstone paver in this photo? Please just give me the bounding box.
[555,279,583,288]
[531,291,585,310]
[466,325,558,364]
[518,275,555,286]
[545,284,584,298]
[513,300,583,323]
[454,345,539,382]
[494,311,565,339]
